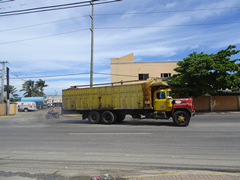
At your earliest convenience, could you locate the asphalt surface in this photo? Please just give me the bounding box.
[0,108,240,180]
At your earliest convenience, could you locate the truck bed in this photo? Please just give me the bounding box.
[62,79,156,111]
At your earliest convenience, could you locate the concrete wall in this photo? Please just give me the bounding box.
[0,103,6,115]
[111,53,178,83]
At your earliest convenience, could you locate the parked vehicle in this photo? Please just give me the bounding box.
[17,102,37,112]
[21,97,45,110]
[62,78,195,126]
[45,112,60,119]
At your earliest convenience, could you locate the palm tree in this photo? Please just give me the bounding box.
[4,85,19,98]
[20,80,39,97]
[36,79,48,96]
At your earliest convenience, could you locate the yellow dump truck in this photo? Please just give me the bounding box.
[62,78,195,126]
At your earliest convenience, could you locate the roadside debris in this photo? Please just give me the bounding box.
[91,174,114,180]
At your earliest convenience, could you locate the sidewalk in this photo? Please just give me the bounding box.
[195,111,240,115]
[124,172,240,180]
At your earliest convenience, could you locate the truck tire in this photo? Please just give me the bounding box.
[101,111,115,124]
[116,114,126,123]
[24,108,28,112]
[88,111,100,124]
[173,110,190,126]
[112,112,117,124]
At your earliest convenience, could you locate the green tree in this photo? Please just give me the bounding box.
[35,79,48,96]
[4,85,19,98]
[167,45,240,97]
[20,80,39,97]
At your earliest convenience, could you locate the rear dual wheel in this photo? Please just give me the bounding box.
[88,111,101,124]
[101,111,115,124]
[88,111,124,124]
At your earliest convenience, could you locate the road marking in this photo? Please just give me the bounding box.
[0,115,10,118]
[123,173,240,178]
[69,133,151,135]
[62,114,82,117]
[84,152,144,157]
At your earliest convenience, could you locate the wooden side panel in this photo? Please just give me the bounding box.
[62,83,149,110]
[0,103,6,115]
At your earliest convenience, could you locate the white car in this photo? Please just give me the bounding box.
[17,102,37,112]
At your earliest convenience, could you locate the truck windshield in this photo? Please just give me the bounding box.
[167,91,171,97]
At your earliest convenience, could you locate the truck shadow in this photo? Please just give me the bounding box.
[115,120,176,127]
[57,119,177,127]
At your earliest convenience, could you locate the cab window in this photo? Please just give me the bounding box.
[156,92,166,99]
[167,91,171,97]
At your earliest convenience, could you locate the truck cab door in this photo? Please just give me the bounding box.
[153,90,172,111]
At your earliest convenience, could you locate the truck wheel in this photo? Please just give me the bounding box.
[88,111,100,124]
[24,108,28,112]
[173,111,190,126]
[116,114,125,122]
[101,111,115,124]
[111,112,117,124]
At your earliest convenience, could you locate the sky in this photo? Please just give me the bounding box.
[0,0,240,97]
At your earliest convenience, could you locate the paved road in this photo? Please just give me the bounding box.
[0,108,240,179]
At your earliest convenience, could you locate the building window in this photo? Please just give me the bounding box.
[161,73,171,78]
[139,74,149,80]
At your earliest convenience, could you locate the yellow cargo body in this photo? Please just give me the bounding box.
[62,79,156,110]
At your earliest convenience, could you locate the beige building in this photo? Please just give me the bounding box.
[111,53,179,83]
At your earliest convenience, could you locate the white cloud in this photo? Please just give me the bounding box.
[1,0,240,96]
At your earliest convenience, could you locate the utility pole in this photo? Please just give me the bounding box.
[30,80,33,97]
[6,67,10,115]
[6,67,9,100]
[0,61,7,103]
[90,0,94,87]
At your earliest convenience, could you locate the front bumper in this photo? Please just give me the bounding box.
[191,110,195,117]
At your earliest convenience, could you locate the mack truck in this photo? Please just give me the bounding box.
[62,78,195,126]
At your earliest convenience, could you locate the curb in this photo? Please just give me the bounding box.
[124,172,240,180]
[62,114,82,117]
[195,111,240,115]
[0,115,11,118]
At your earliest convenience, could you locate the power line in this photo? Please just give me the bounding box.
[0,6,239,32]
[95,21,240,30]
[9,72,90,79]
[0,0,97,15]
[0,28,89,45]
[8,72,165,82]
[94,72,165,80]
[7,62,29,82]
[1,21,240,45]
[0,15,89,32]
[95,7,240,16]
[0,0,122,17]
[95,72,138,78]
[8,72,139,80]
[0,0,14,3]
